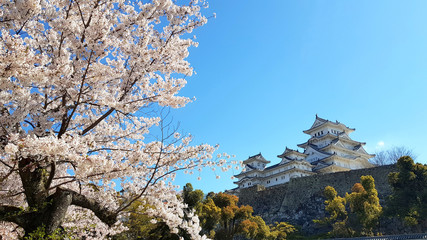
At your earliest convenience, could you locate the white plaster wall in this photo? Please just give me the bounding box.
[264,173,291,187]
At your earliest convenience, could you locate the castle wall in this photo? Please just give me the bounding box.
[236,164,397,235]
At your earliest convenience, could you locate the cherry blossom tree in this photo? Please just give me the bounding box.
[0,0,230,238]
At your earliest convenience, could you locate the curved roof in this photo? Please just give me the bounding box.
[277,147,307,158]
[305,143,333,156]
[303,115,355,135]
[319,139,374,159]
[243,153,271,164]
[298,132,365,149]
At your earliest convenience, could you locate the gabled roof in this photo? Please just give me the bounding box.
[279,156,310,165]
[353,144,375,157]
[319,140,374,159]
[264,163,280,171]
[246,164,257,170]
[337,132,365,145]
[277,147,307,158]
[233,167,261,178]
[243,153,271,164]
[298,133,364,149]
[233,175,258,184]
[266,158,312,170]
[305,143,333,157]
[303,115,355,135]
[312,162,349,173]
[312,161,331,171]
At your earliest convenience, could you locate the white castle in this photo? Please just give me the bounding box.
[234,115,375,189]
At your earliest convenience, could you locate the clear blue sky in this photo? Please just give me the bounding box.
[170,0,427,193]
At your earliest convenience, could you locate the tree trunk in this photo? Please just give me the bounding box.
[1,157,118,237]
[22,189,73,237]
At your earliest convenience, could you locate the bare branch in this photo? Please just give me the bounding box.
[81,108,115,135]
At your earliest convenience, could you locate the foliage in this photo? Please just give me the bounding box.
[196,198,221,237]
[316,175,382,238]
[269,221,297,240]
[346,175,382,236]
[114,184,205,240]
[196,192,297,240]
[314,185,351,238]
[314,186,347,226]
[206,192,256,240]
[183,183,204,210]
[0,0,239,238]
[371,146,416,165]
[112,200,170,240]
[114,184,298,240]
[387,156,427,230]
[24,225,74,240]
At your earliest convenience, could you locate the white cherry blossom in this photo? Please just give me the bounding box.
[0,0,234,239]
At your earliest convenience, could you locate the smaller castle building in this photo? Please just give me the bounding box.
[234,115,375,189]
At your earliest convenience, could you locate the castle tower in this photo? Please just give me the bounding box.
[232,115,375,190]
[297,115,375,173]
[233,153,270,188]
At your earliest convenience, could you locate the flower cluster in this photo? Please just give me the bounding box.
[0,0,236,239]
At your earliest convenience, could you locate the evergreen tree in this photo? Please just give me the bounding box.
[197,192,297,240]
[346,175,382,236]
[315,185,354,238]
[387,156,427,231]
[316,175,382,237]
[269,222,297,240]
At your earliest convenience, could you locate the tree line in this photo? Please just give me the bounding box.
[315,156,427,238]
[114,184,299,240]
[114,156,426,240]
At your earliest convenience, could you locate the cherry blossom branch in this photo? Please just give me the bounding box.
[0,162,16,182]
[59,51,94,138]
[115,137,166,213]
[69,188,117,226]
[15,10,30,35]
[81,108,115,135]
[0,158,13,169]
[44,161,56,190]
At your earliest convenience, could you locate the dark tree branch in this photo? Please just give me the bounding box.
[15,10,30,35]
[45,161,56,190]
[0,162,16,182]
[69,189,117,226]
[81,108,115,135]
[0,205,28,229]
[58,51,94,138]
[116,117,169,213]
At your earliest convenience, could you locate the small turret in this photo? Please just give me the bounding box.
[243,153,270,170]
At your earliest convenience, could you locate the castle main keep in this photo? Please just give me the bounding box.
[234,115,375,189]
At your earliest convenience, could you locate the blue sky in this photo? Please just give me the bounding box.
[170,1,427,193]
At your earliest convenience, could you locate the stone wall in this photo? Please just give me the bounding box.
[237,165,397,235]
